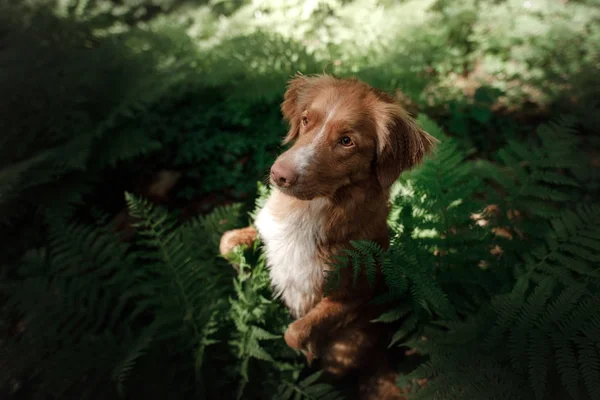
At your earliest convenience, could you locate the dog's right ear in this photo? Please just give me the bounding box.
[281,74,310,145]
[373,99,439,189]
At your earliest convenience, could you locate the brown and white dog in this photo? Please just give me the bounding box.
[220,74,437,399]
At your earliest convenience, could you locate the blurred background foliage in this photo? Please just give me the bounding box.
[0,0,599,399]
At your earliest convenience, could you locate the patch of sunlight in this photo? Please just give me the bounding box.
[183,0,439,60]
[447,199,463,209]
[413,227,439,239]
[390,180,415,203]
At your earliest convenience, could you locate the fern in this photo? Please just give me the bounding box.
[402,216,600,400]
[112,325,156,397]
[325,116,600,400]
[482,116,592,222]
[227,245,287,399]
[185,203,245,250]
[330,240,383,288]
[274,370,344,400]
[125,193,227,355]
[524,204,600,284]
[1,220,143,398]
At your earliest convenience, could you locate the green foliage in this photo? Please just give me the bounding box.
[2,193,323,399]
[124,193,229,358]
[227,245,288,399]
[335,117,599,400]
[274,370,344,400]
[326,240,383,291]
[2,222,142,399]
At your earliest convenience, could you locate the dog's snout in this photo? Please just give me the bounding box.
[270,160,298,188]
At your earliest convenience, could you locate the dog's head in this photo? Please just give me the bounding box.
[270,74,438,200]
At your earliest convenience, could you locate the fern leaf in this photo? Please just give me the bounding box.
[275,370,343,400]
[389,313,419,348]
[527,329,549,400]
[576,336,600,399]
[113,326,155,396]
[372,303,413,324]
[551,332,581,399]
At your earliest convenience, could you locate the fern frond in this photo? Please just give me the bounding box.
[275,370,344,400]
[389,313,419,348]
[125,192,228,372]
[372,303,413,324]
[527,204,600,282]
[185,202,244,249]
[226,237,292,399]
[527,328,550,399]
[550,331,581,399]
[484,117,591,227]
[341,240,383,287]
[576,336,600,399]
[113,325,156,397]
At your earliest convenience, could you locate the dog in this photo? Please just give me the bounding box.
[220,74,437,399]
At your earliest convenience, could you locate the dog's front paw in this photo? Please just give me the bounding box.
[284,320,310,351]
[219,226,257,256]
[285,320,320,365]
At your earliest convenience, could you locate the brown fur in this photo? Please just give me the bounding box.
[220,74,438,399]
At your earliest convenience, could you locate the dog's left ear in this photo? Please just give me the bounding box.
[374,100,439,189]
[281,74,310,145]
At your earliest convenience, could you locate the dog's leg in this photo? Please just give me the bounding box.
[291,310,407,400]
[320,324,408,400]
[357,361,408,400]
[284,258,377,357]
[284,296,367,359]
[318,320,380,377]
[219,226,257,257]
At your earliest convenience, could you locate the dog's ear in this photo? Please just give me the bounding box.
[373,98,438,189]
[281,74,311,145]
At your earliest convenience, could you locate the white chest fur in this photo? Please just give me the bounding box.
[254,192,329,318]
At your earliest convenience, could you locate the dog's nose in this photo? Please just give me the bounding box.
[270,161,298,187]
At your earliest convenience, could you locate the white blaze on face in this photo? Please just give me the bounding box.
[293,145,314,174]
[315,103,339,142]
[291,103,340,175]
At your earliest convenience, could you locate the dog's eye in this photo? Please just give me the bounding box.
[301,116,309,126]
[339,136,354,147]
